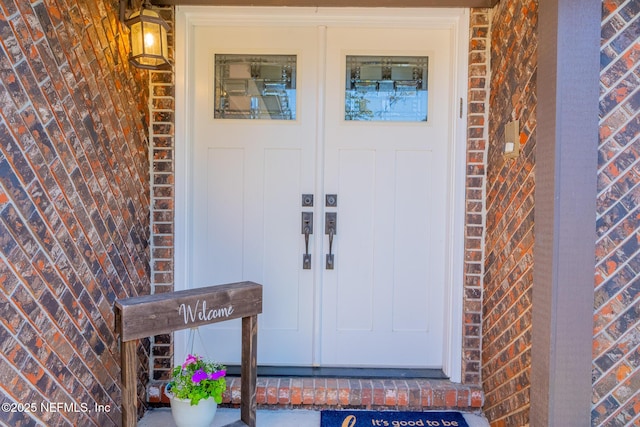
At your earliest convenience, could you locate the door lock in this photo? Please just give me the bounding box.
[302,194,314,207]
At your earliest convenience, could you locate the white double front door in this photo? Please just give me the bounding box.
[177,7,465,370]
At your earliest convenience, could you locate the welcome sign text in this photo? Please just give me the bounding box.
[178,299,235,325]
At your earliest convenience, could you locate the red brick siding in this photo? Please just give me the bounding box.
[463,8,490,386]
[593,0,640,425]
[149,6,174,383]
[150,377,483,410]
[482,0,537,426]
[0,0,151,425]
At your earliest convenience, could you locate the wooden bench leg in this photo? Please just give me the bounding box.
[121,340,138,427]
[241,315,258,427]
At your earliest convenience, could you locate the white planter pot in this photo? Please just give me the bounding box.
[167,392,218,427]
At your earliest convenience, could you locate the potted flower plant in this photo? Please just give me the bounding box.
[165,354,227,427]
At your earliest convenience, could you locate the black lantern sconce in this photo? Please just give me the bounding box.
[120,0,171,70]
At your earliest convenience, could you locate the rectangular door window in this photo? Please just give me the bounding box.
[345,55,428,122]
[214,54,297,120]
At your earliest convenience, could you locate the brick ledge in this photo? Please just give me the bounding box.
[148,377,483,411]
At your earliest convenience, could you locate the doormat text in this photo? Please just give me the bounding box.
[320,410,469,427]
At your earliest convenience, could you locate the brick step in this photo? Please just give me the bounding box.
[148,377,483,411]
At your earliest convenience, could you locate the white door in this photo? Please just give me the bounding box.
[185,9,458,369]
[190,25,319,365]
[321,27,450,367]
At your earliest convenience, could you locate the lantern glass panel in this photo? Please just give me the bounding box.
[143,22,161,56]
[130,20,143,57]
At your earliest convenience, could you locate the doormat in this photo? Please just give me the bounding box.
[321,410,469,427]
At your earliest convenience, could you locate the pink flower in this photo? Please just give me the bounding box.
[208,370,226,381]
[191,369,208,383]
[182,354,199,368]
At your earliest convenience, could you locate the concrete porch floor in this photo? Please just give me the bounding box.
[139,407,490,427]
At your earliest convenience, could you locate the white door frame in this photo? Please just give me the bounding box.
[174,6,469,382]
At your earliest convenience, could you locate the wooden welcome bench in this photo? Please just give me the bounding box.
[115,281,263,427]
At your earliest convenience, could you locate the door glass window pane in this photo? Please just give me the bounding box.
[215,54,296,120]
[345,55,428,122]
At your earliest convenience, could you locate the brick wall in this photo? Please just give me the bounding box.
[3,1,632,425]
[483,1,640,426]
[148,6,174,384]
[482,0,537,426]
[0,0,151,425]
[593,0,640,425]
[463,8,490,386]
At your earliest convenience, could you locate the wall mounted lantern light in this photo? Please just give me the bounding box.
[121,0,171,70]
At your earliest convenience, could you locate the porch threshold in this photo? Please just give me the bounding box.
[226,365,448,379]
[148,376,483,411]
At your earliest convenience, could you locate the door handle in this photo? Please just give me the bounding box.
[325,212,337,269]
[302,212,313,269]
